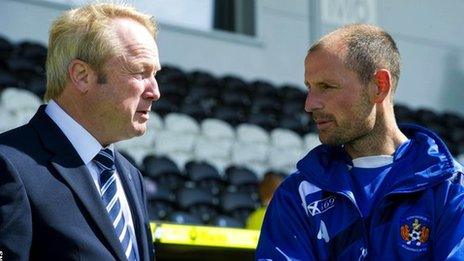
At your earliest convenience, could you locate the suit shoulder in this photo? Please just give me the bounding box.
[0,123,49,167]
[0,123,36,147]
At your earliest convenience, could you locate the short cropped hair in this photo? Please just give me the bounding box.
[309,24,401,93]
[44,3,158,101]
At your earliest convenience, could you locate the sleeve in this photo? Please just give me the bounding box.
[434,174,464,260]
[255,181,317,261]
[0,153,32,261]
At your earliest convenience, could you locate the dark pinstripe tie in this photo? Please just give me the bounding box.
[94,149,137,261]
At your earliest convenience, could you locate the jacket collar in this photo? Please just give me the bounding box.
[297,124,458,194]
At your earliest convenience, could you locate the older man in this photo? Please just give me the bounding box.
[0,3,160,260]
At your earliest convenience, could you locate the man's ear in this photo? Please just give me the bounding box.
[68,59,96,94]
[371,69,391,104]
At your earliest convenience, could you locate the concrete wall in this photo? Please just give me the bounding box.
[0,0,463,115]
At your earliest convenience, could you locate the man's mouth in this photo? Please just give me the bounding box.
[136,109,150,114]
[136,110,150,116]
[314,119,333,130]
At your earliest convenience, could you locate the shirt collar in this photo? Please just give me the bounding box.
[350,139,411,169]
[45,100,113,164]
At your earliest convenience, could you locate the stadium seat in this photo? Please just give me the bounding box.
[200,118,235,140]
[0,109,20,133]
[278,115,310,135]
[154,131,196,155]
[193,136,233,166]
[220,88,251,109]
[220,191,259,224]
[188,70,218,88]
[279,84,306,102]
[0,71,19,88]
[213,105,246,127]
[209,215,244,228]
[0,87,42,112]
[250,96,281,116]
[176,187,219,223]
[164,113,200,134]
[220,75,249,95]
[16,41,47,68]
[224,166,259,197]
[304,133,321,151]
[236,123,269,145]
[247,112,278,131]
[143,155,186,190]
[267,146,302,173]
[151,99,178,116]
[250,80,279,100]
[0,36,14,62]
[185,161,224,195]
[180,101,212,122]
[231,143,269,168]
[270,128,303,149]
[154,113,199,155]
[167,211,203,225]
[147,111,164,132]
[156,64,189,89]
[145,179,176,221]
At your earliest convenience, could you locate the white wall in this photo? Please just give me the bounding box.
[1,0,463,115]
[379,0,464,114]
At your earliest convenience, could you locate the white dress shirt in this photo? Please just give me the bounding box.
[45,100,140,259]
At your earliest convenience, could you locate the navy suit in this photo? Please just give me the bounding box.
[0,106,154,260]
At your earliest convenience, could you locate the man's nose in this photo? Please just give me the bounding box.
[304,91,323,112]
[143,76,161,101]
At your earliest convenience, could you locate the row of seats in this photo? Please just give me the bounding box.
[140,153,285,228]
[0,36,47,98]
[116,111,320,176]
[144,174,261,227]
[153,65,315,135]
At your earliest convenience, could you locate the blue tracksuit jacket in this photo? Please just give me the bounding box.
[256,125,464,260]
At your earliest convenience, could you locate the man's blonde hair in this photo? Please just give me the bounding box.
[44,2,158,101]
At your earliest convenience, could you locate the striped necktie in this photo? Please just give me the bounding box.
[94,149,137,261]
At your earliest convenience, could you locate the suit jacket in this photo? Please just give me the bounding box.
[0,106,154,261]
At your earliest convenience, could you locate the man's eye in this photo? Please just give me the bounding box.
[133,72,147,79]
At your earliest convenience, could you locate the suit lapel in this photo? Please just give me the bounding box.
[115,154,149,261]
[30,106,127,261]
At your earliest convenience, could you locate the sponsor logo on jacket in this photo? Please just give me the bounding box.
[307,196,336,216]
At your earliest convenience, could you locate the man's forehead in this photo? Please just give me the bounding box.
[306,46,345,69]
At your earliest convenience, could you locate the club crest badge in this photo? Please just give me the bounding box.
[399,215,431,252]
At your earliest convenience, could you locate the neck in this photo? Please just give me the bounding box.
[344,110,408,159]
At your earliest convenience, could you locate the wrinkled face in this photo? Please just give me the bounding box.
[304,46,375,146]
[87,18,161,144]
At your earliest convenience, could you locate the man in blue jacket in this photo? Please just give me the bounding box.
[256,24,464,260]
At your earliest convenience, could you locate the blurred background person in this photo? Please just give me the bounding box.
[246,171,285,230]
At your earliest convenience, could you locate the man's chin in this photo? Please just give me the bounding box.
[129,123,147,138]
[318,133,343,146]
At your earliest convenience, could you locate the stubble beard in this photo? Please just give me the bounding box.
[318,91,375,147]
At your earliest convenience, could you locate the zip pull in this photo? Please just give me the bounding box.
[358,247,368,260]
